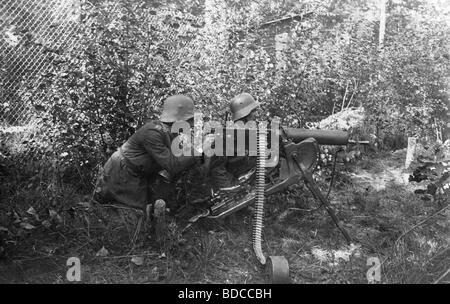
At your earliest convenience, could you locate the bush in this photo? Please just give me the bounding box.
[9,0,450,190]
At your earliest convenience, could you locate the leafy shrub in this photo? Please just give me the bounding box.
[10,0,450,190]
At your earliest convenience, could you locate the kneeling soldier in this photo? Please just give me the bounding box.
[94,95,198,210]
[206,93,261,189]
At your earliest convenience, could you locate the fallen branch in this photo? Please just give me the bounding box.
[434,267,450,284]
[395,204,450,247]
[289,207,321,212]
[97,252,160,259]
[96,204,143,212]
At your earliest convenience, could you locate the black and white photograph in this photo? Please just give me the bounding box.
[0,0,449,286]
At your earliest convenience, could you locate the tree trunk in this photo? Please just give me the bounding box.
[378,0,387,50]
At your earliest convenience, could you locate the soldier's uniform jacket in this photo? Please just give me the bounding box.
[95,120,195,209]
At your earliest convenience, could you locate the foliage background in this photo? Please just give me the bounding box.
[1,0,448,187]
[1,0,450,284]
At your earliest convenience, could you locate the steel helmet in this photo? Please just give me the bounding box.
[230,93,260,121]
[160,95,195,123]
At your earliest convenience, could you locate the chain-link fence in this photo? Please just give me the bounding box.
[0,0,205,127]
[0,0,83,126]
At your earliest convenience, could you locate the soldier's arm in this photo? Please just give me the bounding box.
[143,129,195,175]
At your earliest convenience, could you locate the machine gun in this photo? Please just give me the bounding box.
[171,122,368,283]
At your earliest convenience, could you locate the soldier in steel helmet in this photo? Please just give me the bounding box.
[204,93,261,189]
[94,95,199,210]
[226,93,260,177]
[230,92,260,123]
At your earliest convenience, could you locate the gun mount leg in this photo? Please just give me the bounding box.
[265,256,290,284]
[292,154,352,244]
[303,174,352,244]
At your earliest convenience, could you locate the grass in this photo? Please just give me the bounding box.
[1,142,449,283]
